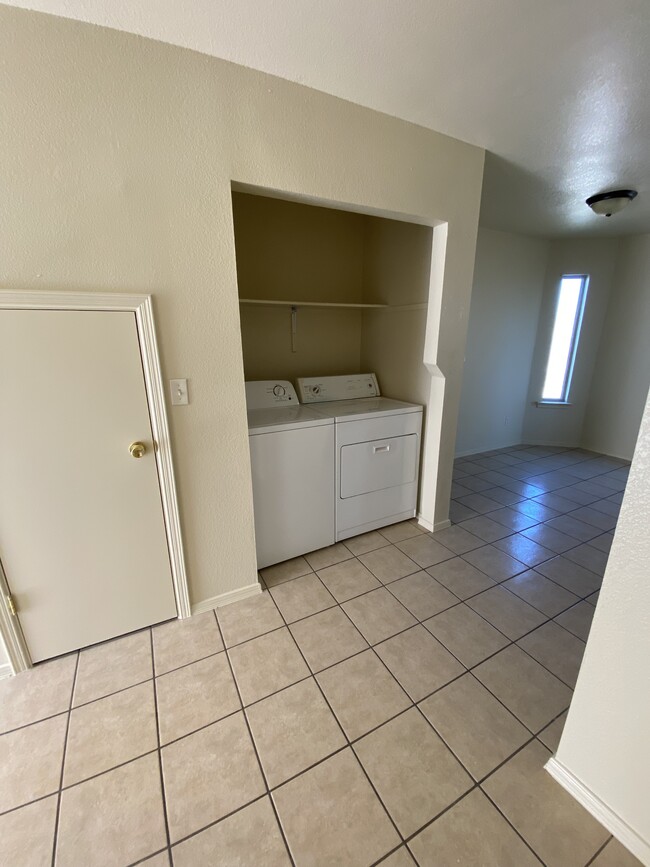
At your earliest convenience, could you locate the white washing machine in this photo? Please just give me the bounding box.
[296,374,423,540]
[246,381,335,569]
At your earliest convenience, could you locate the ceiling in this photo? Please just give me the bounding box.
[5,0,650,237]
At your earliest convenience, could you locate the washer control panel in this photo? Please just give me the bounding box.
[297,373,380,403]
[245,380,298,409]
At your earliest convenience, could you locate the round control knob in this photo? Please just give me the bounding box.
[273,385,286,397]
[312,385,321,395]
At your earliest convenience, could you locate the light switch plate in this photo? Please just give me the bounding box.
[170,379,189,406]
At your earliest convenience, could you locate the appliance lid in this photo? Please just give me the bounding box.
[247,405,334,434]
[308,396,423,421]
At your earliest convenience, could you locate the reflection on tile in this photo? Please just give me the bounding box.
[0,653,76,732]
[424,604,509,668]
[172,797,290,867]
[521,523,578,554]
[56,753,167,867]
[162,712,265,842]
[273,750,400,865]
[228,628,309,706]
[246,679,345,787]
[316,650,410,740]
[217,592,283,648]
[74,630,151,706]
[462,545,528,582]
[457,515,513,543]
[0,713,67,813]
[493,534,555,568]
[484,741,609,866]
[376,626,464,701]
[421,674,529,780]
[289,606,368,672]
[342,588,417,645]
[409,788,540,867]
[153,612,224,674]
[355,708,471,837]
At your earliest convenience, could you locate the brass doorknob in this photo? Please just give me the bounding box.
[129,441,146,459]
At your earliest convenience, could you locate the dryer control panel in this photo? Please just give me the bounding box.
[297,373,380,403]
[245,380,298,409]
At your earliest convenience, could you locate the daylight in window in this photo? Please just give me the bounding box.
[541,275,589,402]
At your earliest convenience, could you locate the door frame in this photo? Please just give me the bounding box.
[0,291,191,674]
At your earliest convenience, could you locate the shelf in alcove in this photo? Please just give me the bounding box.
[239,298,387,309]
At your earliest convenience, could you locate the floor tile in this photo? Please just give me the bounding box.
[521,523,578,554]
[408,788,540,867]
[488,507,540,532]
[217,592,284,648]
[358,545,420,584]
[74,630,151,706]
[228,628,309,706]
[246,678,345,787]
[590,498,621,517]
[161,712,265,842]
[457,515,513,542]
[462,545,527,582]
[153,612,223,674]
[589,532,614,553]
[426,557,495,600]
[554,600,595,641]
[456,493,503,514]
[316,650,410,740]
[305,542,354,570]
[0,653,76,733]
[518,621,585,688]
[474,646,572,732]
[0,793,57,867]
[533,492,582,513]
[387,571,458,619]
[379,521,426,543]
[317,558,381,601]
[343,530,391,556]
[420,674,529,780]
[269,573,336,623]
[535,556,602,597]
[502,570,580,617]
[483,740,609,866]
[590,837,645,866]
[0,713,67,812]
[155,652,240,744]
[512,499,560,522]
[375,625,464,701]
[493,533,555,567]
[64,681,157,786]
[424,603,509,668]
[481,486,525,506]
[354,708,472,837]
[273,749,400,866]
[395,534,455,568]
[537,710,567,752]
[449,501,479,523]
[381,846,417,866]
[545,515,601,543]
[289,606,368,672]
[467,585,545,639]
[570,506,617,532]
[172,797,290,866]
[342,588,417,644]
[457,474,494,492]
[56,753,167,867]
[431,525,484,554]
[563,543,608,576]
[586,589,600,606]
[260,556,312,587]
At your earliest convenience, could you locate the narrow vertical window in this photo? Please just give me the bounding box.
[541,275,589,403]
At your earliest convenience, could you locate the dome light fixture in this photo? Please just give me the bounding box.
[586,189,638,217]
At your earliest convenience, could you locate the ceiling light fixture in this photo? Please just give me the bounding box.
[586,189,638,217]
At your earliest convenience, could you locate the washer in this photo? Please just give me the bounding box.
[246,381,335,569]
[296,374,423,540]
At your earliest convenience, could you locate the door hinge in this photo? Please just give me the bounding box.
[6,595,17,616]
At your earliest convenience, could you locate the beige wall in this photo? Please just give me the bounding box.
[553,386,650,863]
[582,234,650,460]
[522,239,620,446]
[0,6,484,608]
[456,228,548,456]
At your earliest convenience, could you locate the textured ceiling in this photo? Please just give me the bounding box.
[4,0,650,237]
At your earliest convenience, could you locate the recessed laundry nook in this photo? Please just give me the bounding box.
[232,187,444,570]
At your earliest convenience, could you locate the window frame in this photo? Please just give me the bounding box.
[540,273,589,405]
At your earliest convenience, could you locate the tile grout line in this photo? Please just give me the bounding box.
[149,628,173,863]
[50,650,80,867]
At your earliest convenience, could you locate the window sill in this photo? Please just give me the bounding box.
[534,400,573,408]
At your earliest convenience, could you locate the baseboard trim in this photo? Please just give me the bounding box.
[545,758,650,865]
[191,582,262,616]
[455,441,523,458]
[0,663,13,680]
[416,515,451,533]
[433,518,451,532]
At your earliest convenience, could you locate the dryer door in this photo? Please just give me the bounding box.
[340,434,419,498]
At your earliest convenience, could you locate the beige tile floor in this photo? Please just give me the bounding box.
[0,445,643,866]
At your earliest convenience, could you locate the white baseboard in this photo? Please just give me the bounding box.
[0,663,14,680]
[545,758,650,865]
[191,581,262,616]
[416,515,451,533]
[433,518,451,532]
[455,440,523,459]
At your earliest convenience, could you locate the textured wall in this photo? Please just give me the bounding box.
[0,6,484,608]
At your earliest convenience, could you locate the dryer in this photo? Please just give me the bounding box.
[246,381,335,568]
[296,374,423,540]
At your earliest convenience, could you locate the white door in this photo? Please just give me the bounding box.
[0,310,177,662]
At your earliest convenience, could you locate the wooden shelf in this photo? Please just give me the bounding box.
[239,298,387,309]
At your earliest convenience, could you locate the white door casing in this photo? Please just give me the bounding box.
[0,292,190,671]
